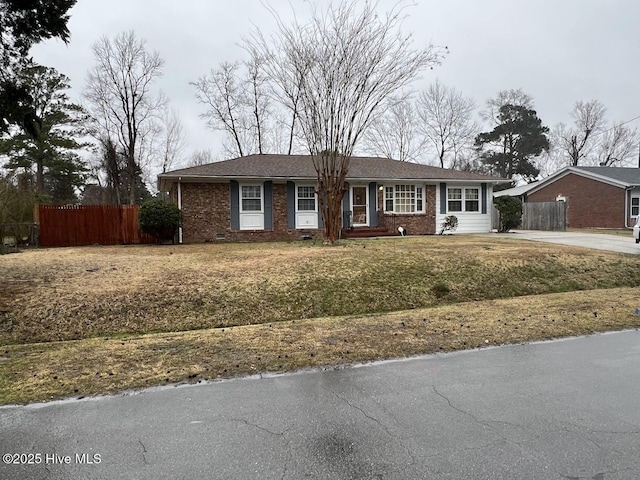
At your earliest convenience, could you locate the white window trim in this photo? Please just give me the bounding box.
[447,186,481,214]
[239,183,264,213]
[383,184,425,214]
[295,184,318,213]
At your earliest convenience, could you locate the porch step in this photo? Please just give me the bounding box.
[342,227,395,239]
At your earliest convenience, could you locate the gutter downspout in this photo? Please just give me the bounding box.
[625,187,632,229]
[177,179,183,243]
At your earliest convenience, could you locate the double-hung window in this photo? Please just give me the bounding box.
[465,188,480,212]
[384,185,424,213]
[297,186,316,212]
[295,184,318,228]
[447,187,480,213]
[632,196,640,217]
[241,185,262,212]
[447,188,462,212]
[239,183,265,230]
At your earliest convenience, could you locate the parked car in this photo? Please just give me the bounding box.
[634,217,640,243]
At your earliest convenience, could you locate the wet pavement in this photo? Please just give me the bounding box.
[489,230,639,254]
[1,330,640,479]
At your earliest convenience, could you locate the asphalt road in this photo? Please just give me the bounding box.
[1,331,639,480]
[491,230,640,254]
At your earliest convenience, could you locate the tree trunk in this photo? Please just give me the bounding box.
[319,178,346,245]
[36,157,44,194]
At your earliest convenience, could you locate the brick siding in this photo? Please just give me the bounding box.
[376,184,437,235]
[527,173,626,228]
[175,182,321,242]
[174,181,438,242]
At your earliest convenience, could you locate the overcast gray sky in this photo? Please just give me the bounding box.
[31,0,640,168]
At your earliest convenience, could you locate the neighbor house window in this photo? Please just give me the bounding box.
[632,197,640,217]
[297,186,316,212]
[241,185,262,212]
[384,185,424,213]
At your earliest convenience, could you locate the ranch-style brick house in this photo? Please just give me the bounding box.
[157,154,506,243]
[518,166,640,229]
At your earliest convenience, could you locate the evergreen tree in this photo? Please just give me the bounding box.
[0,0,76,134]
[0,62,89,203]
[475,104,549,182]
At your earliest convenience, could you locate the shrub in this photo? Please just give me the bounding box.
[493,196,522,233]
[139,199,181,243]
[439,215,458,235]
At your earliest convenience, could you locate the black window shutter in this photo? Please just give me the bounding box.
[264,181,273,229]
[440,183,447,214]
[230,181,240,230]
[286,181,295,229]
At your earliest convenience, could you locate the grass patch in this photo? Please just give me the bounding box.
[567,228,633,237]
[2,236,640,404]
[2,237,640,344]
[1,287,639,405]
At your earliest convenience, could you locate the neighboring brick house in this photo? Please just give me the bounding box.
[157,154,505,243]
[522,166,640,229]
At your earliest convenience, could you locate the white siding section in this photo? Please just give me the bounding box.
[296,212,318,228]
[240,213,264,230]
[435,182,494,234]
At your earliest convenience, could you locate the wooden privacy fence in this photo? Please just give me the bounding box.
[492,201,566,231]
[521,201,566,231]
[37,204,155,247]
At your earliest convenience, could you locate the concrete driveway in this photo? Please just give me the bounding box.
[489,230,639,254]
[1,330,640,480]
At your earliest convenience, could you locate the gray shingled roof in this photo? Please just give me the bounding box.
[158,154,504,190]
[493,181,539,197]
[573,166,640,185]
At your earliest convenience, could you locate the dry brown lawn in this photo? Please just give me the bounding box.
[1,235,640,404]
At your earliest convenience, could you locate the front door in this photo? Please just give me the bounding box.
[352,186,368,226]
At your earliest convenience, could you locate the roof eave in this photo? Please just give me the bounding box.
[157,172,509,191]
[527,166,630,196]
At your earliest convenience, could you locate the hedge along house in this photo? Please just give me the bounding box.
[524,166,640,229]
[157,154,506,243]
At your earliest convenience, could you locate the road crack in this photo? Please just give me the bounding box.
[229,417,284,437]
[325,387,418,473]
[138,439,148,465]
[431,385,565,478]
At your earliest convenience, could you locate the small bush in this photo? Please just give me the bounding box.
[494,196,522,233]
[139,199,181,243]
[439,215,458,235]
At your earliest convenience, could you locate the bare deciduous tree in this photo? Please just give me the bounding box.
[557,100,606,166]
[416,80,477,168]
[258,0,446,244]
[361,94,420,162]
[192,49,272,158]
[242,46,271,155]
[247,32,305,156]
[84,31,165,204]
[192,62,248,158]
[159,107,187,173]
[188,149,215,167]
[595,123,639,166]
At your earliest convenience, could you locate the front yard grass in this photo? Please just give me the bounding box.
[1,235,640,404]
